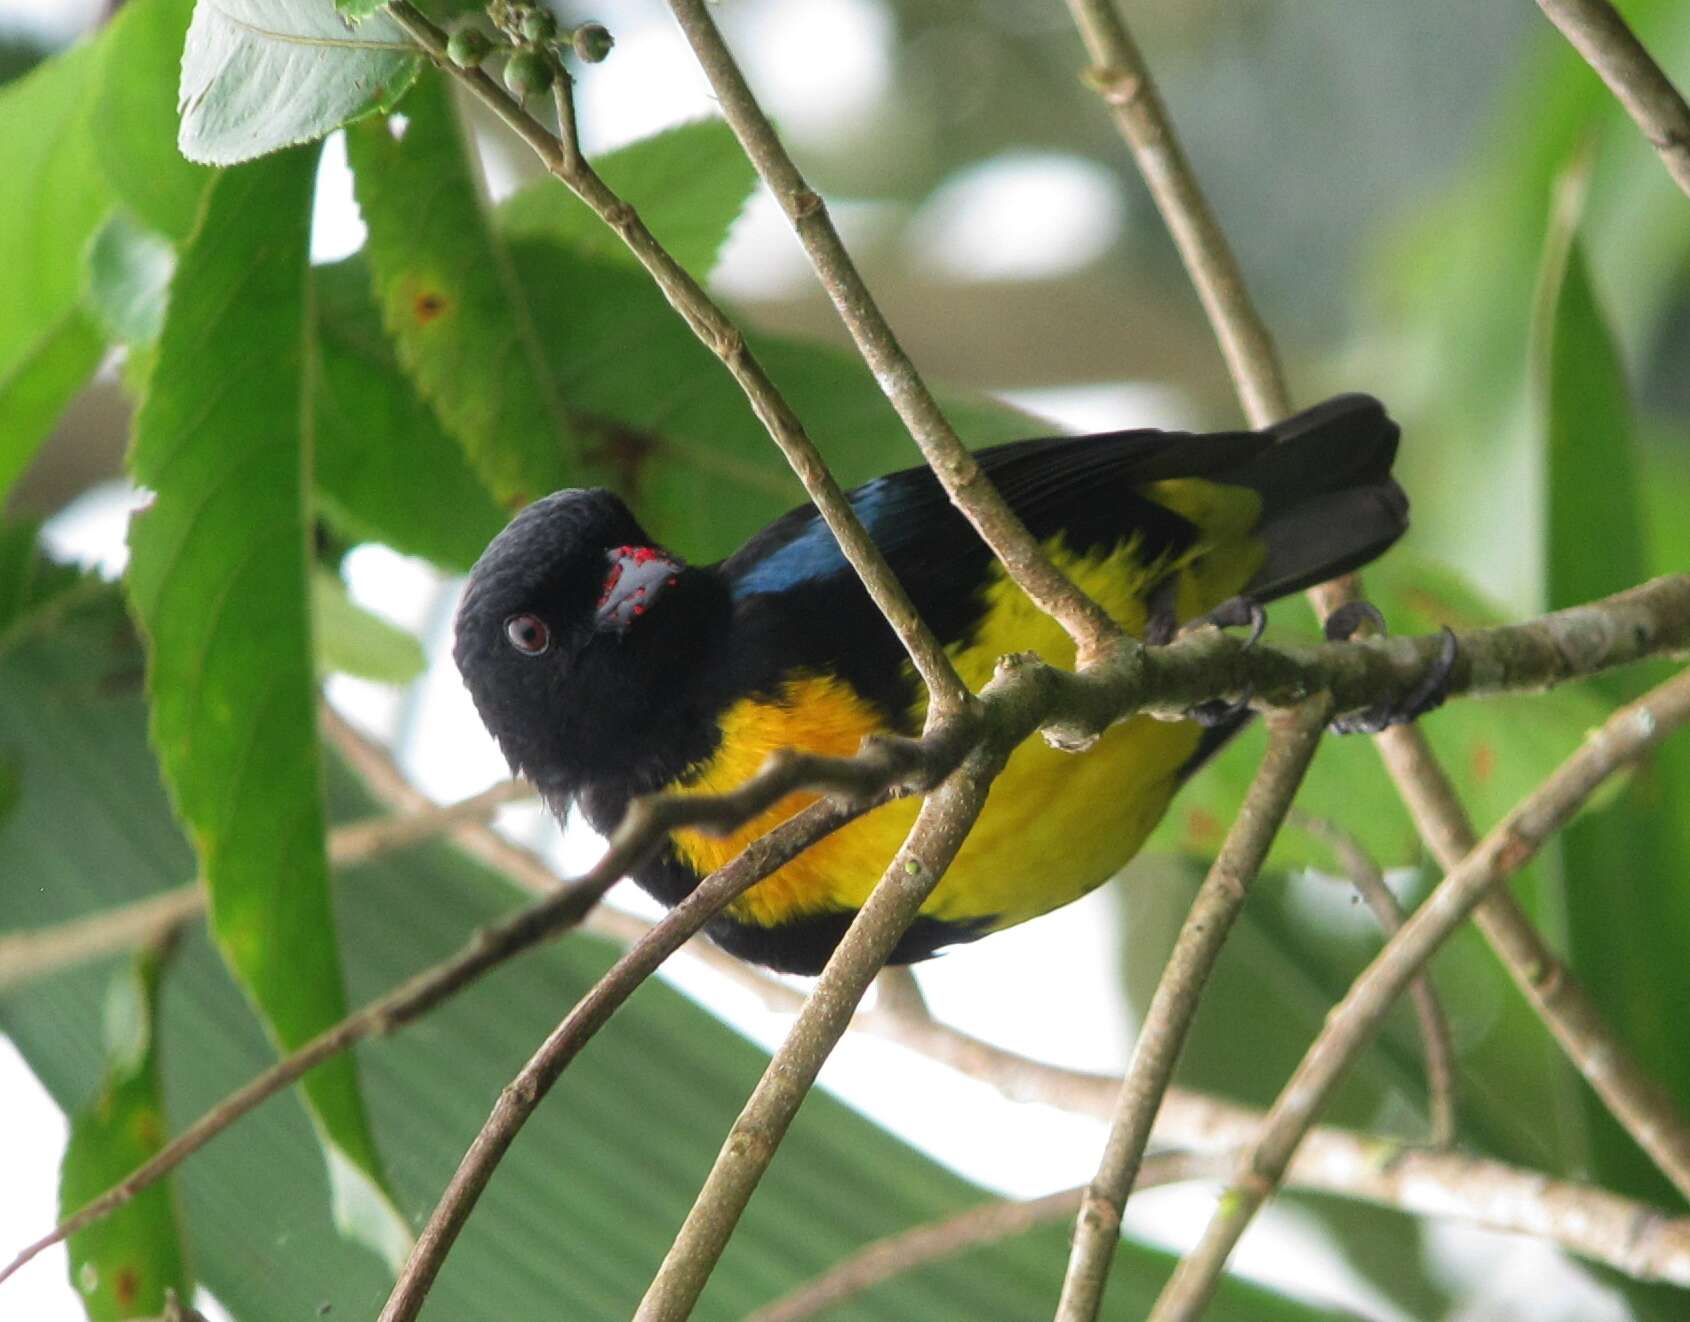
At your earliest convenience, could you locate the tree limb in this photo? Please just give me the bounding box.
[1536,0,1690,199]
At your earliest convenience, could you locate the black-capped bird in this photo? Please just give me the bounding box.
[453,394,1406,974]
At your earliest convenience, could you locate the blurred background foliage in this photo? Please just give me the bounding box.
[1,0,1687,1319]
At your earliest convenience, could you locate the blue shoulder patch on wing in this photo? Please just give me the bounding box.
[731,477,894,598]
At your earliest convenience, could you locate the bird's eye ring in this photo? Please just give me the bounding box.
[503,613,550,656]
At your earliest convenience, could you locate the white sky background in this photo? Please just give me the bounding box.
[0,1,1635,1319]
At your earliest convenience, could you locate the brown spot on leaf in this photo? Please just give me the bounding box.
[133,1107,163,1147]
[1470,741,1496,785]
[412,290,450,325]
[114,1265,140,1307]
[1186,807,1222,846]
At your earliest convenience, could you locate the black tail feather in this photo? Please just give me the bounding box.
[1229,394,1407,603]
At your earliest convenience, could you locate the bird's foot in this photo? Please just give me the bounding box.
[1179,594,1268,649]
[1324,603,1458,734]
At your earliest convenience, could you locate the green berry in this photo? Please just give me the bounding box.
[446,26,492,69]
[571,21,614,63]
[504,49,555,98]
[520,8,558,44]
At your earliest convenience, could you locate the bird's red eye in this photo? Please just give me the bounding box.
[503,613,550,655]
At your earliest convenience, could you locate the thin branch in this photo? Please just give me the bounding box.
[1063,0,1690,1247]
[1061,0,1289,431]
[383,2,969,717]
[0,736,916,1292]
[0,778,531,993]
[663,0,1123,667]
[631,745,1004,1320]
[1291,812,1458,1147]
[375,793,888,1321]
[1536,0,1690,199]
[1054,701,1329,1321]
[574,906,1690,1292]
[1376,721,1690,1205]
[744,1154,1229,1322]
[1150,666,1690,1321]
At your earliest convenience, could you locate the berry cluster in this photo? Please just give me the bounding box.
[445,3,614,101]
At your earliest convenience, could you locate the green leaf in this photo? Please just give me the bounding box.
[0,38,113,386]
[344,72,580,508]
[94,0,213,240]
[1,612,1341,1322]
[312,256,509,573]
[1535,160,1690,1228]
[178,0,420,165]
[336,0,385,20]
[312,568,426,683]
[0,522,92,653]
[60,941,193,1322]
[84,214,176,348]
[0,311,106,504]
[504,237,1031,560]
[123,149,408,1270]
[499,117,758,279]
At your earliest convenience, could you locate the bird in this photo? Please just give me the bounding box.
[453,393,1407,975]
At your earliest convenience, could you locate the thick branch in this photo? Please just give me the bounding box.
[663,0,1123,665]
[1536,0,1690,199]
[1150,666,1690,1321]
[385,1,970,715]
[1054,702,1328,1320]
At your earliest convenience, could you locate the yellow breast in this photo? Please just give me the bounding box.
[669,519,1262,934]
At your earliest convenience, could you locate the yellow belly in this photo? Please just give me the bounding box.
[671,514,1262,933]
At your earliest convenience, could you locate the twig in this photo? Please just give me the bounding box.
[0,735,917,1292]
[1536,0,1690,199]
[1149,666,1690,1321]
[0,779,532,992]
[1053,701,1329,1321]
[632,745,1007,1321]
[1063,0,1690,1248]
[1291,813,1458,1146]
[1375,722,1690,1203]
[1061,0,1289,432]
[744,1154,1229,1322]
[375,793,887,1321]
[663,0,1123,667]
[383,2,970,717]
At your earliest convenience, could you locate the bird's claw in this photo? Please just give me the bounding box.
[1179,594,1267,649]
[1327,610,1459,734]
